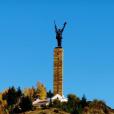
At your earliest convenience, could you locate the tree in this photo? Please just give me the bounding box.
[23,87,35,101]
[2,86,17,106]
[17,87,22,98]
[67,94,80,113]
[2,86,23,114]
[0,93,8,114]
[67,94,80,107]
[80,94,87,108]
[0,93,7,108]
[19,96,32,112]
[47,90,53,98]
[36,82,47,100]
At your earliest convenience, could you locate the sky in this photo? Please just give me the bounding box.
[0,0,114,108]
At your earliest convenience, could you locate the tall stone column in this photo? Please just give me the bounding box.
[53,47,63,96]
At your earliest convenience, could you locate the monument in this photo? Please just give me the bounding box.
[53,22,67,96]
[33,22,67,106]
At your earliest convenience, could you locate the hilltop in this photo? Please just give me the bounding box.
[20,106,114,114]
[0,82,114,114]
[21,106,114,114]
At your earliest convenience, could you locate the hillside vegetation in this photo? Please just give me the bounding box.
[23,108,70,114]
[0,81,114,114]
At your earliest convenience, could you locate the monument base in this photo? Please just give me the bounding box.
[51,94,67,102]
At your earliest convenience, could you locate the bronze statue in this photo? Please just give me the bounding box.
[54,21,67,47]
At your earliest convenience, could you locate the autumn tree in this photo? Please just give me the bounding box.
[36,81,47,100]
[0,93,7,108]
[23,87,35,101]
[0,93,8,114]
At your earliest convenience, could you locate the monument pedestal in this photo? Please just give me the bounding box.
[53,47,63,96]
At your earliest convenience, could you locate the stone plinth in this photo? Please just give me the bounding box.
[53,47,63,96]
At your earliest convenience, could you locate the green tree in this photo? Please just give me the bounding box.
[47,90,53,98]
[2,86,17,106]
[19,96,32,112]
[67,94,80,113]
[17,87,22,98]
[80,94,87,108]
[2,86,23,113]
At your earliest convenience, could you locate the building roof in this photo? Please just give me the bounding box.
[33,98,49,106]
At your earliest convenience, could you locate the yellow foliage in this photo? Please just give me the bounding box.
[0,93,8,114]
[23,87,35,100]
[37,81,47,100]
[0,93,7,108]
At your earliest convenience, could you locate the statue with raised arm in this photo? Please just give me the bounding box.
[54,21,67,47]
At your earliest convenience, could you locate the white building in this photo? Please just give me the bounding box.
[51,94,68,102]
[32,98,49,107]
[32,94,67,107]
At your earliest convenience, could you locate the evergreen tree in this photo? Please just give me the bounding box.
[2,86,17,106]
[19,96,32,112]
[47,90,53,98]
[17,87,22,98]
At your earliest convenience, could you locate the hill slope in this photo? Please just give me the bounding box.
[23,108,70,114]
[21,107,114,114]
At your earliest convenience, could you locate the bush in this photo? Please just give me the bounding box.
[67,94,80,113]
[52,99,61,108]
